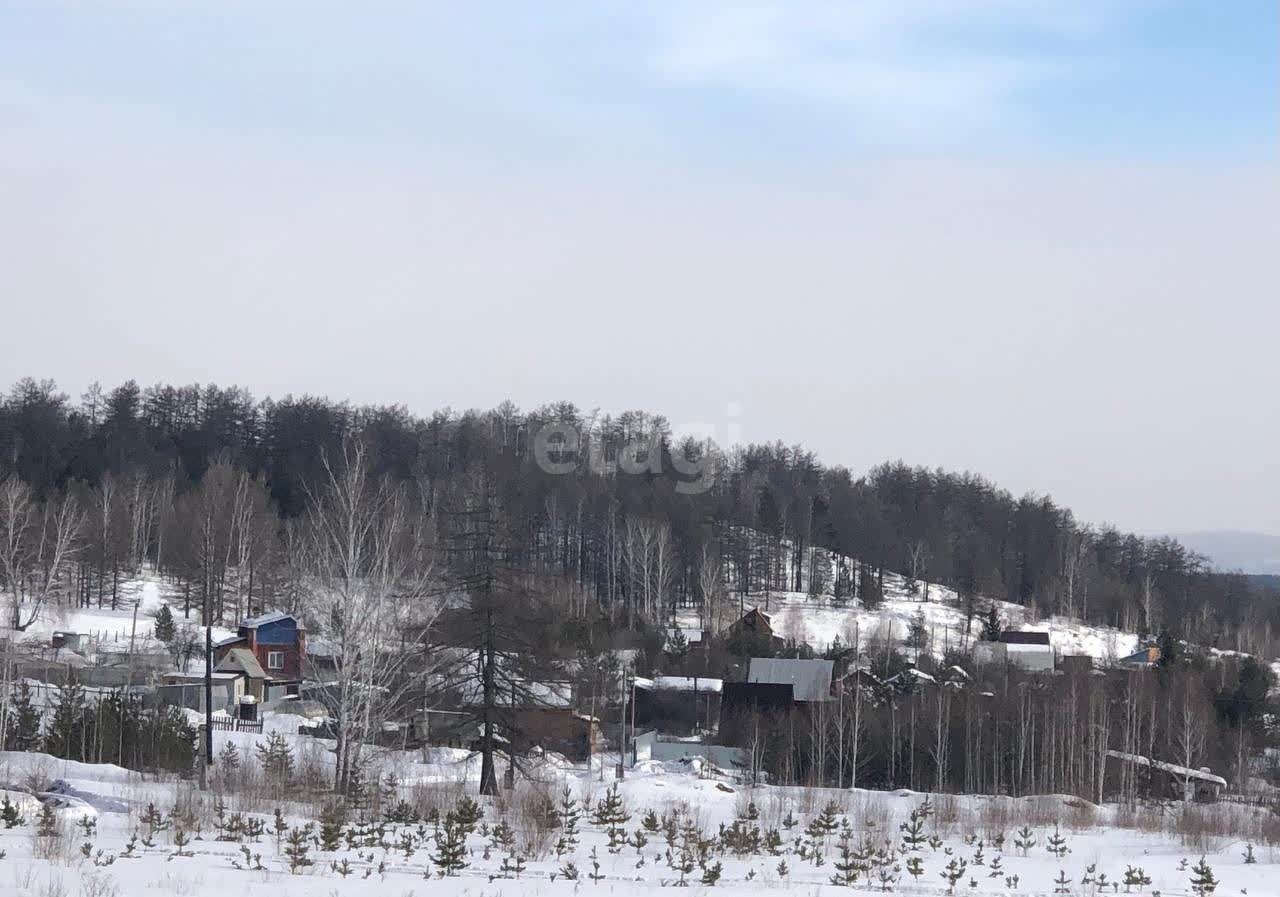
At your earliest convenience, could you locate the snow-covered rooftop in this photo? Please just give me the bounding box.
[634,676,723,694]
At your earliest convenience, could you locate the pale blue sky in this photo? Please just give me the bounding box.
[2,1,1274,164]
[0,2,1277,534]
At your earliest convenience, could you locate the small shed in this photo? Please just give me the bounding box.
[1106,749,1226,802]
[215,647,269,702]
[973,630,1054,672]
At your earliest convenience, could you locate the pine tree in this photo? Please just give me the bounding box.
[899,808,928,851]
[1013,825,1036,856]
[432,813,469,877]
[4,681,42,751]
[284,825,314,873]
[271,808,288,849]
[139,802,168,845]
[255,732,294,794]
[700,860,723,886]
[665,627,689,662]
[452,796,483,833]
[591,784,630,828]
[153,603,176,643]
[501,851,528,879]
[641,808,660,833]
[905,856,925,881]
[171,827,193,858]
[980,605,1003,641]
[36,802,59,839]
[319,803,344,852]
[43,681,87,761]
[216,741,241,788]
[812,801,841,836]
[1053,869,1072,894]
[1189,856,1218,896]
[830,826,861,887]
[1123,865,1152,892]
[1045,824,1069,858]
[556,788,581,858]
[940,857,968,893]
[0,795,25,829]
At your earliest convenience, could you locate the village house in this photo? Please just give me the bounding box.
[633,675,722,736]
[746,657,835,702]
[723,608,786,652]
[213,611,306,699]
[1118,645,1161,668]
[973,630,1055,672]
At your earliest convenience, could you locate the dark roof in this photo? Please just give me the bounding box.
[721,682,794,714]
[240,611,303,630]
[1000,631,1051,646]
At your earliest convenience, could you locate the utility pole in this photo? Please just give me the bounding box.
[201,583,213,790]
[616,664,627,780]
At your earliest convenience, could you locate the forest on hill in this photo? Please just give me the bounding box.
[0,377,1276,656]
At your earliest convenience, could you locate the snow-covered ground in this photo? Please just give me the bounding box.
[682,567,1141,665]
[16,573,238,654]
[0,723,1273,897]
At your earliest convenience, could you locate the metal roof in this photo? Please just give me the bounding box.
[240,611,303,630]
[747,658,834,702]
[1106,750,1227,787]
[215,647,268,680]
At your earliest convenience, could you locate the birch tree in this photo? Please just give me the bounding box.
[0,477,87,631]
[305,438,439,794]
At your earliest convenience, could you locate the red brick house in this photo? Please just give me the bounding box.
[213,611,306,685]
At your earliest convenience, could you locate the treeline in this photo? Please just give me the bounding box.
[1,377,1276,653]
[2,682,197,775]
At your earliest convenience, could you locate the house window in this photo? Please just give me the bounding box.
[267,651,285,671]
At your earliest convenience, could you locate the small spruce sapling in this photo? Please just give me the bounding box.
[1189,856,1218,896]
[1013,825,1036,856]
[941,857,968,894]
[899,808,928,852]
[284,825,314,874]
[0,796,25,829]
[1046,824,1070,858]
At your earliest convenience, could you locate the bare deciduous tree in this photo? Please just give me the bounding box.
[0,477,86,631]
[305,439,439,794]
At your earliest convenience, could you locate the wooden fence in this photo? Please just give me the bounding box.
[208,717,263,734]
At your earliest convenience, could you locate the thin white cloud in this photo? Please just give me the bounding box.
[644,0,1144,138]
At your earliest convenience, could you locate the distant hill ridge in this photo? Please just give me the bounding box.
[1167,531,1280,575]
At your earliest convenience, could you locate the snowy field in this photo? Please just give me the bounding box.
[19,574,239,653]
[0,715,1275,897]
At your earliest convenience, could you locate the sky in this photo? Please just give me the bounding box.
[0,1,1277,536]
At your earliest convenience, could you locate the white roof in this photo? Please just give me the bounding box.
[1106,750,1227,787]
[635,676,723,694]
